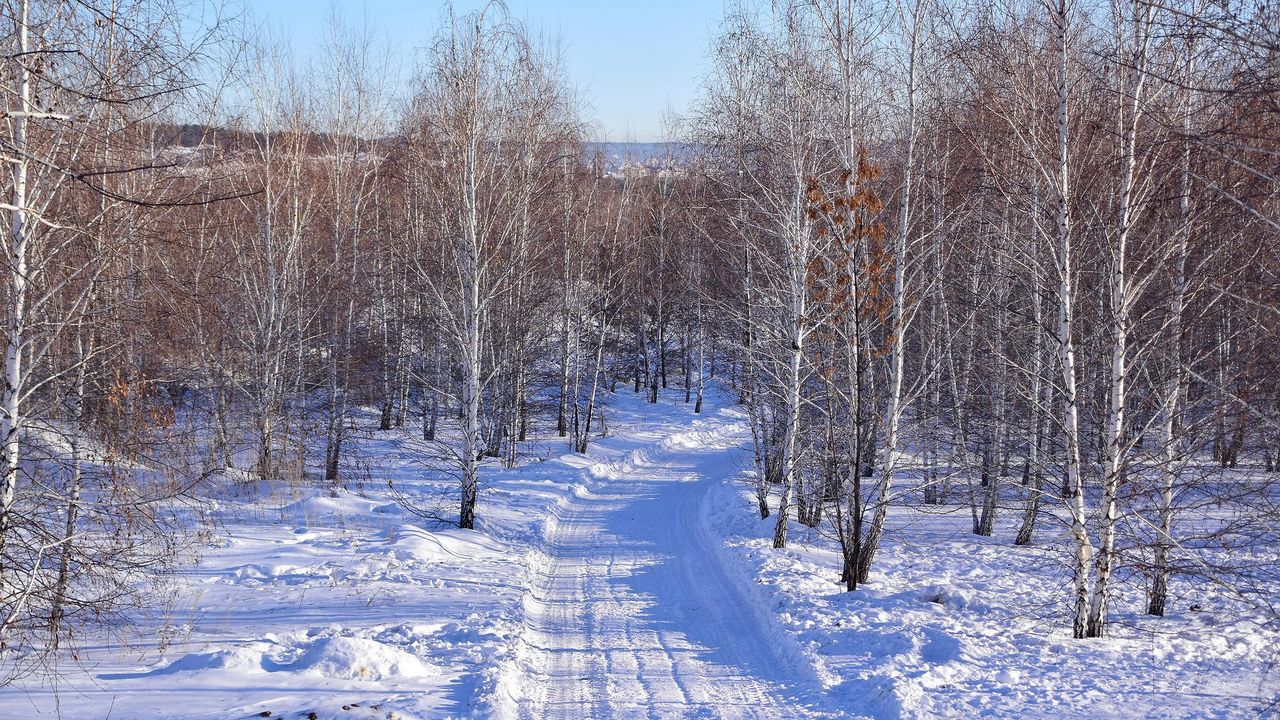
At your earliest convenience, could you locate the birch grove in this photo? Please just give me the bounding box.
[0,0,1278,677]
[694,0,1280,637]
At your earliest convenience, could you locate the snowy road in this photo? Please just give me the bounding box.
[3,391,1269,720]
[513,413,838,719]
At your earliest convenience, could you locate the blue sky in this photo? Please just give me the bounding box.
[256,1,723,141]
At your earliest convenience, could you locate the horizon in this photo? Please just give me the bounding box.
[259,0,722,143]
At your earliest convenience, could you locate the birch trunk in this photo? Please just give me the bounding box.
[1149,49,1193,618]
[856,0,920,581]
[0,0,32,553]
[458,115,483,529]
[1087,0,1151,637]
[50,325,89,648]
[772,200,810,550]
[1016,229,1046,545]
[1047,0,1093,639]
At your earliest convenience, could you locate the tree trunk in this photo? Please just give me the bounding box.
[0,0,32,556]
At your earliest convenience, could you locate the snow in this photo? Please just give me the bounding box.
[1,387,1275,718]
[702,405,1279,719]
[501,399,837,718]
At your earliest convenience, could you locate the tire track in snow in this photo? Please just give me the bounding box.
[508,407,840,719]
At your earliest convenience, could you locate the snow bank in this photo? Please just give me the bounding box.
[368,523,506,564]
[288,635,436,681]
[145,646,267,676]
[703,429,1280,719]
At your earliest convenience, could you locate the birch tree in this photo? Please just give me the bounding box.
[405,5,576,528]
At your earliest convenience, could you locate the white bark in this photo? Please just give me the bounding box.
[772,191,811,549]
[1016,186,1046,545]
[1149,46,1195,618]
[857,0,921,579]
[0,0,32,549]
[1087,0,1153,638]
[1046,0,1093,640]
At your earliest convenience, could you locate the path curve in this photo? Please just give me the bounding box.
[512,409,838,719]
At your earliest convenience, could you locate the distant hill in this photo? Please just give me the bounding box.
[151,129,697,172]
[586,142,697,172]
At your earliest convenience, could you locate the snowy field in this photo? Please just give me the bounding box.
[1,388,1275,719]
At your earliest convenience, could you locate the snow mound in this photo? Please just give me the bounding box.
[148,646,265,676]
[278,493,366,522]
[203,468,264,500]
[290,636,435,681]
[919,582,981,612]
[228,562,331,584]
[369,524,505,563]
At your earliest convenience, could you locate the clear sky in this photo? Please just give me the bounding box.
[257,1,724,142]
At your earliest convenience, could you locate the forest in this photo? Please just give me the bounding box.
[1,0,1279,716]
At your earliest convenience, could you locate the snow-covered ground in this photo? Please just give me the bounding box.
[700,413,1280,718]
[500,401,837,719]
[2,387,1275,718]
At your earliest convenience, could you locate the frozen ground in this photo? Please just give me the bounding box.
[1,387,1275,719]
[503,404,836,719]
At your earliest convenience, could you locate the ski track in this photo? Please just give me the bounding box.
[513,411,837,720]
